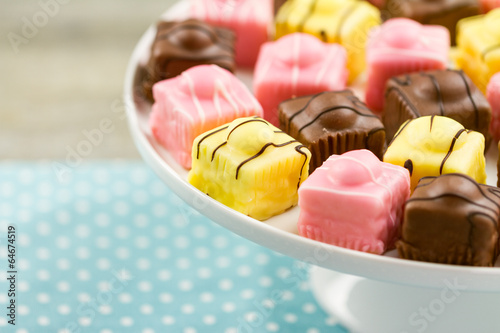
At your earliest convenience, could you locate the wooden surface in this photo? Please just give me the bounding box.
[0,0,177,160]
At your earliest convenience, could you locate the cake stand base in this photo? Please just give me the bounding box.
[310,266,500,333]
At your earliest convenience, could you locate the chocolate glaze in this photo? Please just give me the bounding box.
[397,173,500,266]
[142,19,235,101]
[279,90,386,173]
[382,0,480,45]
[383,69,491,149]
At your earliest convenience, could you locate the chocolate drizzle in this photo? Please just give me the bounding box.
[387,119,413,148]
[420,73,444,116]
[439,129,467,175]
[298,0,319,32]
[404,159,413,176]
[196,125,229,159]
[454,70,480,128]
[334,3,358,42]
[430,115,436,131]
[227,118,270,140]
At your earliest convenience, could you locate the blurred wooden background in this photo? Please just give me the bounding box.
[0,0,177,160]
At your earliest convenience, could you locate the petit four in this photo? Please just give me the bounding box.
[275,0,380,82]
[383,116,487,191]
[365,18,450,112]
[481,0,500,12]
[279,90,385,173]
[397,174,500,266]
[297,149,411,254]
[142,19,235,101]
[150,65,263,169]
[188,117,311,221]
[383,69,492,149]
[487,72,500,141]
[191,0,273,67]
[254,33,348,126]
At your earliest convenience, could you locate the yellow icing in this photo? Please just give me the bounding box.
[383,116,486,191]
[455,9,500,93]
[275,0,380,83]
[188,117,311,221]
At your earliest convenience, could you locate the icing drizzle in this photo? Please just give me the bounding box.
[439,128,467,175]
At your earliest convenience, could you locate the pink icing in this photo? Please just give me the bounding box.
[190,0,273,68]
[254,33,348,126]
[365,18,450,112]
[481,0,500,12]
[150,64,263,169]
[487,73,500,141]
[297,150,411,254]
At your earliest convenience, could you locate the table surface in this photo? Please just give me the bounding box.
[0,162,349,333]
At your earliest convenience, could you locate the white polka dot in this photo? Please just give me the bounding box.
[276,267,291,279]
[178,280,193,291]
[132,191,149,205]
[142,329,155,333]
[78,317,92,327]
[76,247,91,260]
[37,199,52,212]
[100,330,112,333]
[137,258,151,270]
[18,329,30,333]
[197,267,212,279]
[244,312,261,324]
[18,305,30,315]
[213,236,228,249]
[97,281,110,292]
[75,224,91,238]
[266,322,280,332]
[75,200,90,214]
[155,247,170,259]
[36,221,51,236]
[157,269,171,281]
[18,193,34,207]
[113,180,130,196]
[234,245,249,257]
[281,290,294,301]
[56,236,71,249]
[237,265,252,277]
[222,302,236,313]
[159,293,173,303]
[94,189,110,204]
[184,327,196,333]
[135,236,150,249]
[133,214,149,227]
[118,293,132,304]
[219,279,233,291]
[325,316,340,326]
[95,213,110,227]
[259,276,273,288]
[0,317,6,326]
[114,201,130,216]
[174,236,190,249]
[176,258,191,269]
[120,317,133,327]
[36,293,50,304]
[18,281,30,292]
[97,258,111,270]
[194,247,210,259]
[93,169,110,184]
[216,256,231,268]
[192,225,208,238]
[17,210,31,223]
[303,303,317,314]
[181,304,195,314]
[37,270,50,281]
[0,294,7,304]
[99,304,112,315]
[36,247,51,260]
[150,181,167,196]
[200,292,214,303]
[240,289,255,300]
[75,181,92,196]
[77,293,91,303]
[153,225,169,239]
[255,253,270,265]
[57,281,70,292]
[140,304,154,315]
[77,270,91,281]
[173,214,189,228]
[115,247,130,259]
[284,313,297,323]
[96,236,111,249]
[307,328,320,333]
[203,315,216,325]
[153,203,168,217]
[58,304,71,315]
[38,316,50,326]
[225,328,237,333]
[115,226,130,239]
[18,234,31,247]
[138,281,152,292]
[299,281,310,291]
[162,316,175,325]
[57,258,71,270]
[56,210,70,224]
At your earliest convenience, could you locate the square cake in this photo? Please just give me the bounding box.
[383,69,492,148]
[150,65,263,169]
[279,90,386,173]
[142,19,235,101]
[190,0,273,67]
[297,149,410,254]
[275,0,380,83]
[188,117,311,221]
[365,18,450,112]
[383,115,486,191]
[397,174,500,266]
[254,33,348,126]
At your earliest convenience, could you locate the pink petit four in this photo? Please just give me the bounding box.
[487,72,500,141]
[481,0,500,12]
[365,18,450,112]
[191,0,273,68]
[297,149,411,254]
[150,64,263,169]
[254,33,348,126]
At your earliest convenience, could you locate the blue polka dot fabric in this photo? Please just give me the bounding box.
[0,162,349,333]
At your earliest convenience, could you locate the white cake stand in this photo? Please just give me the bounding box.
[124,2,500,332]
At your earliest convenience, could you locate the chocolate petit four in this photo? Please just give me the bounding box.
[383,69,492,149]
[275,0,380,83]
[142,19,235,101]
[279,90,386,173]
[298,150,410,254]
[382,0,480,45]
[383,115,486,191]
[397,174,500,266]
[188,117,311,221]
[150,65,263,169]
